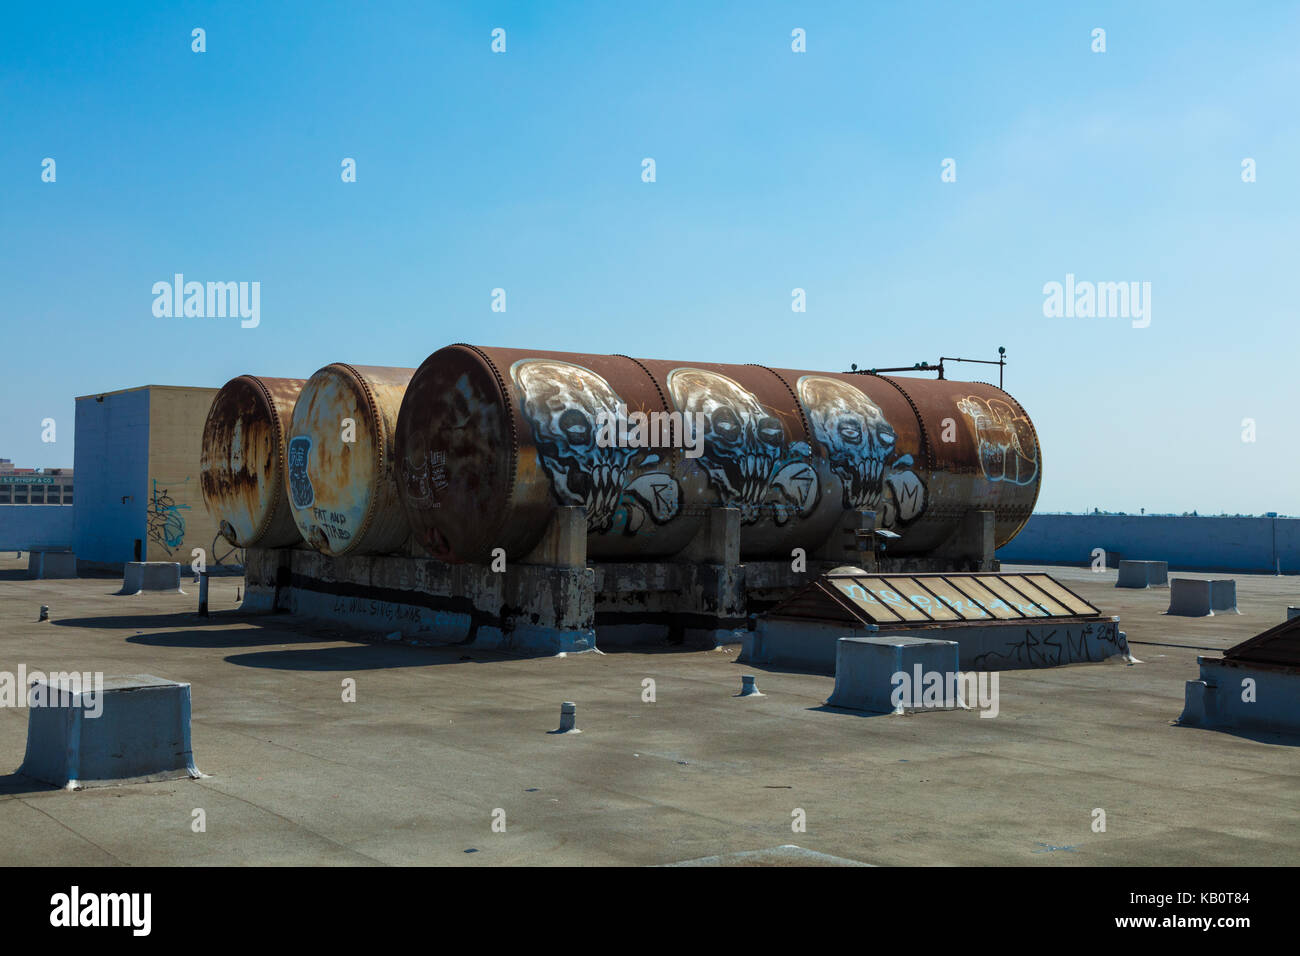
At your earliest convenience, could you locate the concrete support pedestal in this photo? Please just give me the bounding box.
[243,546,597,655]
[19,675,202,790]
[1168,578,1238,616]
[1116,560,1169,588]
[813,510,878,569]
[935,510,996,571]
[678,507,740,566]
[119,562,184,595]
[26,550,78,579]
[521,506,587,569]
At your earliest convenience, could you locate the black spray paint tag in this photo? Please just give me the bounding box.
[288,436,315,509]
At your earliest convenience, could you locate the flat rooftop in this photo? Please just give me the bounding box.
[1,557,1296,866]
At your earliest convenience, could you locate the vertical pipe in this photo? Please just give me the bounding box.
[198,572,209,618]
[1273,516,1278,575]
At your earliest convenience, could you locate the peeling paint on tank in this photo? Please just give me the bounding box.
[200,376,306,548]
[393,346,1042,563]
[288,364,415,557]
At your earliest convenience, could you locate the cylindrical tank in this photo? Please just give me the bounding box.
[394,346,1041,563]
[286,364,415,556]
[768,368,1040,552]
[200,376,307,549]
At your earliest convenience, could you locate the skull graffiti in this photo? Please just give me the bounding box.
[798,376,896,510]
[513,360,637,529]
[667,368,791,521]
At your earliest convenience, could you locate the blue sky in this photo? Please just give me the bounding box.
[2,1,1297,514]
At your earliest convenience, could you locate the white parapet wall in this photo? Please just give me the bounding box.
[996,513,1299,573]
[0,505,75,553]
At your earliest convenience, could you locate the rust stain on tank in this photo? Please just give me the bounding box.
[288,364,415,557]
[396,345,1043,564]
[877,375,1041,549]
[200,376,305,548]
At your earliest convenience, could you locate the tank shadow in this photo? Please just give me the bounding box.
[806,704,909,719]
[1171,723,1300,747]
[126,629,325,649]
[223,643,505,671]
[53,611,258,630]
[0,772,61,796]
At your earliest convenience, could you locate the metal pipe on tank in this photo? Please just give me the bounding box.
[200,376,306,549]
[287,364,416,557]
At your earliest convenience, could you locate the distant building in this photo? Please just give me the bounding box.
[73,385,224,569]
[0,461,76,550]
[0,462,74,506]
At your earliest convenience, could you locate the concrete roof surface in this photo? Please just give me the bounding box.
[0,557,1296,866]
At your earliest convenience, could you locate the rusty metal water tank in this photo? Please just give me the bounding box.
[287,364,415,556]
[200,376,306,549]
[772,368,1040,554]
[394,345,1041,563]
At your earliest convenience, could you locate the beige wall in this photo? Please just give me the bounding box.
[145,386,225,564]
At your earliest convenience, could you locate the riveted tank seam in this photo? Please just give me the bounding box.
[287,365,413,557]
[202,375,306,550]
[746,364,811,437]
[335,363,384,550]
[458,343,519,523]
[876,374,936,473]
[246,375,286,545]
[614,354,672,414]
[972,379,1043,545]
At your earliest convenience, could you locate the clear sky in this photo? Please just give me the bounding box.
[2,1,1296,514]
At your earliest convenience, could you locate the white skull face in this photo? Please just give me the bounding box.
[668,368,786,514]
[798,376,896,510]
[514,360,634,528]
